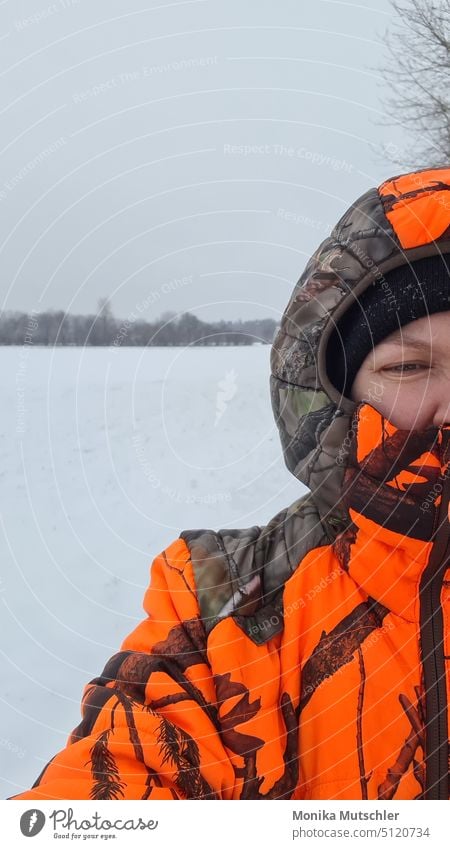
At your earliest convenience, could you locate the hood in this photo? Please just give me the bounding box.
[270,166,450,527]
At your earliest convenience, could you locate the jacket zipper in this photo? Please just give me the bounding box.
[419,431,450,800]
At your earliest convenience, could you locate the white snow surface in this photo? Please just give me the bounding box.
[0,345,305,798]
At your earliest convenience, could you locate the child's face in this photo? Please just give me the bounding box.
[350,311,450,430]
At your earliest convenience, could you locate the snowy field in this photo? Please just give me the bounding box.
[0,345,305,798]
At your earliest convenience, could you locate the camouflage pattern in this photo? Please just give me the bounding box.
[180,493,333,642]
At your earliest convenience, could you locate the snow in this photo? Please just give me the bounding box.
[0,345,305,798]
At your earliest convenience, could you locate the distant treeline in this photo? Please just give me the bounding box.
[0,308,279,347]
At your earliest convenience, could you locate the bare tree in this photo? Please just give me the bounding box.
[96,297,115,345]
[377,0,449,168]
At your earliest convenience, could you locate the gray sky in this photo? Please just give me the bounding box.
[0,0,409,322]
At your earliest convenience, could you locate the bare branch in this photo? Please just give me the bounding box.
[373,0,450,168]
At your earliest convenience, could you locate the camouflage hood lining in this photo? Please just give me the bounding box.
[270,169,450,527]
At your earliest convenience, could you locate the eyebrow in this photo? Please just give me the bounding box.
[381,333,433,352]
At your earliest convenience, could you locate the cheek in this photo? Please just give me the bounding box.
[350,372,432,429]
[370,383,431,430]
[350,372,388,408]
[350,373,416,427]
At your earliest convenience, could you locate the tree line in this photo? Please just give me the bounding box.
[0,307,279,347]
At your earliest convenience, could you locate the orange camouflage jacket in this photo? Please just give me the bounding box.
[9,167,450,801]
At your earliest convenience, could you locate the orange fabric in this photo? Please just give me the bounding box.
[9,406,450,800]
[378,168,450,249]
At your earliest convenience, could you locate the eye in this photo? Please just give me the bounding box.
[382,363,428,373]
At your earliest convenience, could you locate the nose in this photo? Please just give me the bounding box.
[427,378,450,428]
[432,405,450,429]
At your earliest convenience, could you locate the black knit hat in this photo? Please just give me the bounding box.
[326,252,450,399]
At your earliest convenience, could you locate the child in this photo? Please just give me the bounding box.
[9,166,450,801]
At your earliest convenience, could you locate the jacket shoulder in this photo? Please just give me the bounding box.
[180,492,333,645]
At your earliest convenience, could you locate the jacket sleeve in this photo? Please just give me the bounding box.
[8,538,236,800]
